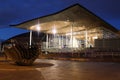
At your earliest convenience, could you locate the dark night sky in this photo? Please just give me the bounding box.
[0,0,120,40]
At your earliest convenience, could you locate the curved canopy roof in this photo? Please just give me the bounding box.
[0,1,119,42]
[12,4,118,34]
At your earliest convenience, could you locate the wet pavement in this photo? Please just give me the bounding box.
[0,59,120,80]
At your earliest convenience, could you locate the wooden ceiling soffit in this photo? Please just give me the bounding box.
[14,4,118,33]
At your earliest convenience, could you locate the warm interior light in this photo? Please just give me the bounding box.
[93,36,98,39]
[36,25,40,31]
[52,24,57,34]
[36,20,41,31]
[30,26,34,30]
[36,24,41,31]
[52,28,57,34]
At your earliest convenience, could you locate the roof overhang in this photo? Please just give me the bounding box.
[11,4,118,36]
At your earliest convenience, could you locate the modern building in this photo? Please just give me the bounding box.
[12,4,120,52]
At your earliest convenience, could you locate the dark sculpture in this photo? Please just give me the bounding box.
[4,42,40,66]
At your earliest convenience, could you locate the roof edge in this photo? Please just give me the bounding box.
[10,3,118,32]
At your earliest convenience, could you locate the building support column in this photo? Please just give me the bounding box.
[65,34,67,47]
[85,30,88,48]
[46,34,48,49]
[71,23,73,48]
[29,30,32,48]
[61,35,63,48]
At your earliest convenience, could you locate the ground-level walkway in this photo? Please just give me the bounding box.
[0,59,120,80]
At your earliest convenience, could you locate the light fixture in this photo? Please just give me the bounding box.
[36,20,41,31]
[52,24,57,34]
[36,24,41,31]
[52,28,57,34]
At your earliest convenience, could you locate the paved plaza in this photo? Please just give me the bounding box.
[0,59,120,80]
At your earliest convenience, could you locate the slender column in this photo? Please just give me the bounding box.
[62,35,64,48]
[66,34,67,47]
[58,35,61,48]
[46,34,48,49]
[29,30,32,47]
[102,29,104,48]
[53,34,55,48]
[71,22,74,57]
[61,35,63,48]
[85,30,88,48]
[49,35,51,48]
[71,23,73,48]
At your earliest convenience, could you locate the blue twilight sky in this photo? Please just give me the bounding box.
[0,27,28,41]
[0,0,120,41]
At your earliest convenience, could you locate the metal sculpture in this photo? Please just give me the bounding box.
[4,42,40,66]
